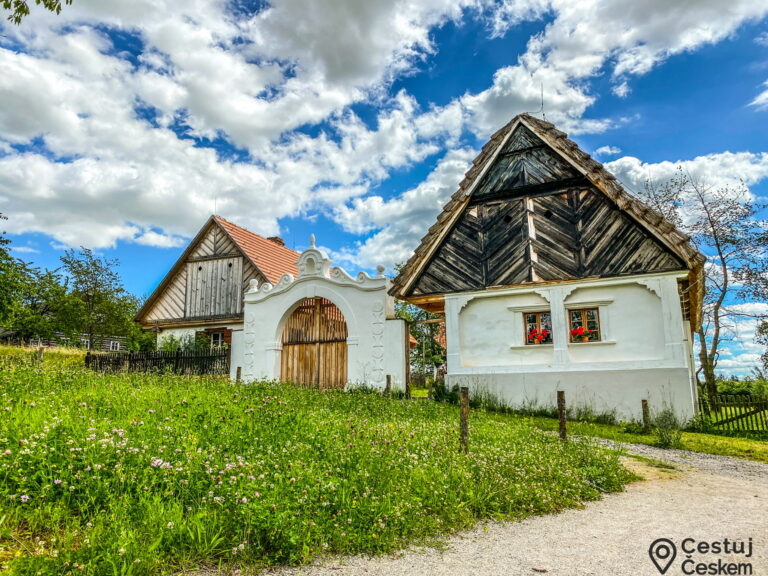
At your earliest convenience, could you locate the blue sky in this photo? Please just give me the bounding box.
[1,0,767,374]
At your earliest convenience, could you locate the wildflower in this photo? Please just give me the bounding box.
[253,492,260,498]
[3,449,10,456]
[54,479,62,485]
[166,522,175,529]
[289,477,296,483]
[240,497,247,504]
[117,548,126,555]
[20,494,30,503]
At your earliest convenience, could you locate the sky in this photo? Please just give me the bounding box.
[1,0,767,375]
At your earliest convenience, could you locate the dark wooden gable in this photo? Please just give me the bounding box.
[408,124,686,297]
[473,125,582,200]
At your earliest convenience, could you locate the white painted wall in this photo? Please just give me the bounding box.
[156,323,242,348]
[445,272,698,421]
[240,241,407,389]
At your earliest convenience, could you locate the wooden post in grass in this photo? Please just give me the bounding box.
[36,347,44,366]
[405,377,411,400]
[459,386,469,453]
[385,375,392,396]
[641,399,651,432]
[236,366,242,383]
[557,390,567,441]
[85,351,91,369]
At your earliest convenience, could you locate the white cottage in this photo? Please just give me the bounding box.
[390,114,705,420]
[240,236,409,390]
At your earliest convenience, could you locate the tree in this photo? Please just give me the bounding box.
[395,299,445,384]
[6,267,68,341]
[639,171,768,401]
[0,213,29,329]
[2,0,72,25]
[59,248,136,348]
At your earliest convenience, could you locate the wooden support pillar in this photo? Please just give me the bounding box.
[642,399,651,432]
[557,390,567,442]
[385,375,392,396]
[459,386,469,453]
[236,366,242,383]
[405,378,411,400]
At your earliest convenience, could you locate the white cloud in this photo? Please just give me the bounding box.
[594,145,622,157]
[461,0,768,136]
[332,147,476,269]
[750,80,768,110]
[10,246,39,254]
[1,0,767,259]
[708,302,768,376]
[606,151,768,196]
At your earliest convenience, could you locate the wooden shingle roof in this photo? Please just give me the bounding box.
[390,113,705,329]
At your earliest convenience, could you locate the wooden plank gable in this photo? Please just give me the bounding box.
[136,216,299,327]
[407,120,688,298]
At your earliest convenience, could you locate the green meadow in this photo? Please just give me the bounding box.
[0,355,631,575]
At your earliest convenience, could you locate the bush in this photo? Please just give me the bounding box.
[653,408,684,449]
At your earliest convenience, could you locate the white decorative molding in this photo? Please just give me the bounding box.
[636,279,663,299]
[564,299,614,309]
[533,289,552,302]
[370,300,385,384]
[455,295,476,314]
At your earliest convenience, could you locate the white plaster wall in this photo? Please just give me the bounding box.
[384,319,408,391]
[229,329,243,380]
[445,272,697,421]
[241,253,406,388]
[448,368,695,422]
[156,323,242,349]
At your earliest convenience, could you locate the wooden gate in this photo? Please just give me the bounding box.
[281,297,348,388]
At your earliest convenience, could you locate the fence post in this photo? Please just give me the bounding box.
[405,377,411,399]
[174,349,181,373]
[557,390,567,442]
[459,386,469,453]
[85,351,91,369]
[385,374,392,396]
[641,399,651,432]
[236,366,242,383]
[36,347,45,366]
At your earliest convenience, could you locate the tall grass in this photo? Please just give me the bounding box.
[0,365,631,575]
[0,344,86,370]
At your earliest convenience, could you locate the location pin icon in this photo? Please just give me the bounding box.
[649,538,677,574]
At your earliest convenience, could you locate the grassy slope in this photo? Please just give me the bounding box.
[0,365,630,576]
[527,417,768,463]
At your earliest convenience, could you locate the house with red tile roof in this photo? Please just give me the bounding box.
[135,215,299,350]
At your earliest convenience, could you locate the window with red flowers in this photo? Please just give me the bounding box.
[524,311,552,345]
[569,308,601,342]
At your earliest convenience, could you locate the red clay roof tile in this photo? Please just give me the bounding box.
[214,216,299,284]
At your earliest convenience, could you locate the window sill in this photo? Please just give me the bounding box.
[568,340,616,346]
[509,343,554,350]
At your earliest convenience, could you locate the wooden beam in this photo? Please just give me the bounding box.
[468,176,589,205]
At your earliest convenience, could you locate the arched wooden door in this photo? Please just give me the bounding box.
[281,297,348,388]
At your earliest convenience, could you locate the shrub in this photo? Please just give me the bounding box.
[653,408,684,449]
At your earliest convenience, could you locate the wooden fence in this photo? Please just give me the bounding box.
[697,394,768,432]
[85,350,231,376]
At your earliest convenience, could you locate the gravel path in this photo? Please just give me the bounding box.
[253,443,768,576]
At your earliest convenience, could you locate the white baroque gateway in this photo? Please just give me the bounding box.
[238,235,408,390]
